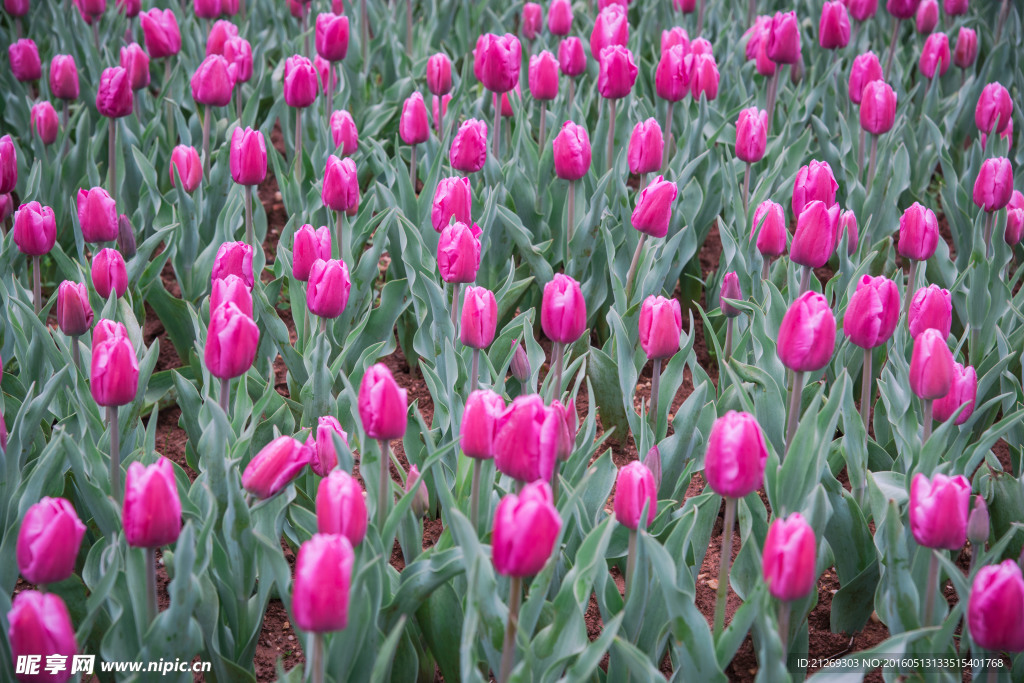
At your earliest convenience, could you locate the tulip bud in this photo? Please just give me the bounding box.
[792,160,838,217]
[117,214,136,260]
[522,2,543,39]
[326,109,359,156]
[474,33,521,93]
[437,221,481,284]
[1007,203,1024,247]
[766,11,801,65]
[849,51,883,104]
[359,363,408,440]
[552,121,592,180]
[461,389,505,459]
[492,481,561,577]
[778,291,837,372]
[720,272,743,318]
[13,202,57,256]
[292,533,354,632]
[210,273,252,318]
[230,126,267,186]
[205,301,259,380]
[752,200,788,258]
[91,248,128,300]
[283,55,318,108]
[96,66,133,118]
[224,36,253,83]
[56,281,93,337]
[510,340,532,383]
[886,0,920,18]
[541,274,586,345]
[122,459,182,547]
[170,145,203,192]
[844,275,900,349]
[631,175,678,238]
[898,202,939,261]
[943,0,967,13]
[638,295,682,359]
[704,411,768,498]
[916,0,938,31]
[306,416,349,477]
[909,328,954,400]
[29,102,58,146]
[307,259,351,319]
[735,108,768,163]
[243,435,312,499]
[820,1,851,48]
[120,43,151,92]
[860,80,897,135]
[17,497,86,585]
[460,286,497,349]
[321,155,360,216]
[90,321,138,407]
[968,560,1024,652]
[953,27,977,69]
[627,119,664,176]
[191,54,233,107]
[494,395,561,483]
[549,0,572,35]
[973,157,1014,212]
[4,0,29,16]
[975,82,1013,136]
[643,445,662,490]
[558,36,586,77]
[292,224,332,282]
[450,119,488,174]
[406,465,430,519]
[211,240,254,288]
[687,53,720,101]
[433,93,453,132]
[919,33,950,79]
[763,512,818,601]
[426,53,452,96]
[966,496,989,547]
[933,362,977,424]
[205,19,238,56]
[791,201,841,269]
[528,51,559,101]
[661,27,689,54]
[909,472,970,549]
[315,469,366,546]
[140,8,182,59]
[194,0,220,19]
[597,45,638,100]
[840,209,859,255]
[8,39,41,82]
[399,92,430,145]
[590,4,628,61]
[8,591,78,676]
[614,461,657,530]
[77,187,118,243]
[315,12,349,62]
[49,54,80,101]
[431,176,472,232]
[907,284,951,339]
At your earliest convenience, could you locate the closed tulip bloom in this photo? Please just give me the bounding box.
[743,16,771,62]
[13,202,56,256]
[205,20,237,56]
[77,187,118,243]
[848,51,883,104]
[792,160,838,217]
[492,481,561,576]
[919,33,950,79]
[736,108,768,163]
[915,0,938,32]
[550,121,592,181]
[210,274,252,318]
[211,240,254,287]
[169,145,202,192]
[844,275,900,348]
[688,53,720,101]
[973,157,1014,212]
[898,202,939,261]
[205,301,259,379]
[316,471,366,544]
[437,221,481,284]
[522,2,543,39]
[778,291,837,372]
[399,92,429,145]
[614,461,657,530]
[860,80,897,134]
[909,472,970,549]
[426,53,452,95]
[909,328,954,399]
[325,110,359,156]
[8,591,77,682]
[632,175,678,238]
[628,119,664,176]
[140,8,181,58]
[953,28,976,69]
[49,55,80,100]
[224,36,253,83]
[907,284,952,338]
[510,340,531,382]
[72,0,104,23]
[243,436,312,499]
[462,389,505,459]
[433,94,452,130]
[975,82,1013,136]
[541,274,586,344]
[117,44,149,93]
[548,0,572,34]
[315,13,349,62]
[495,395,563,482]
[763,513,817,601]
[321,156,360,214]
[96,66,133,118]
[840,209,859,254]
[292,534,354,633]
[550,398,577,461]
[359,364,407,440]
[9,39,40,82]
[292,225,331,282]
[17,498,86,585]
[474,33,521,93]
[4,0,29,15]
[0,194,11,224]
[704,411,768,498]
[286,0,303,18]
[675,0,696,11]
[752,200,788,257]
[30,102,58,146]
[57,281,93,336]
[820,1,851,48]
[283,55,318,108]
[967,496,989,546]
[528,51,559,101]
[886,0,921,18]
[191,54,233,107]
[766,11,801,65]
[720,272,743,318]
[590,4,628,61]
[431,176,472,232]
[230,127,267,186]
[933,362,977,424]
[558,36,586,77]
[91,248,128,299]
[90,321,137,406]
[661,27,690,54]
[1006,203,1024,246]
[308,417,350,477]
[791,201,841,268]
[461,286,497,349]
[639,295,682,359]
[194,0,220,19]
[123,459,182,548]
[118,0,141,17]
[307,259,351,319]
[597,45,638,100]
[943,0,967,14]
[968,560,1024,652]
[450,119,488,174]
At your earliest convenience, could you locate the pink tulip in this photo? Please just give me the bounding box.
[123,459,181,546]
[791,201,840,269]
[492,481,561,576]
[628,119,664,176]
[211,240,254,287]
[292,534,354,632]
[1006,202,1024,247]
[8,39,41,82]
[548,398,575,462]
[897,202,939,261]
[849,51,883,104]
[558,36,586,77]
[907,284,952,339]
[359,363,408,440]
[308,416,349,476]
[426,53,452,95]
[450,119,488,174]
[860,80,897,135]
[96,66,133,118]
[735,107,768,163]
[522,2,543,39]
[49,55,80,101]
[30,102,58,146]
[191,54,233,107]
[763,513,817,601]
[915,0,938,32]
[77,187,118,243]
[329,110,359,155]
[943,0,967,14]
[792,160,838,217]
[461,389,505,459]
[205,19,237,55]
[194,0,220,19]
[766,11,801,65]
[91,248,128,300]
[975,82,1013,136]
[919,33,950,79]
[283,55,318,108]
[552,121,591,180]
[8,591,77,680]
[205,301,259,380]
[322,155,360,214]
[13,202,56,256]
[597,45,637,100]
[548,0,572,34]
[460,285,497,349]
[4,0,29,15]
[529,51,559,101]
[140,8,181,59]
[953,27,977,69]
[661,27,689,54]
[704,411,768,498]
[541,273,586,344]
[431,176,472,232]
[307,259,351,319]
[820,1,851,48]
[316,470,366,544]
[688,53,720,101]
[638,295,682,359]
[932,362,977,424]
[674,0,696,11]
[967,496,988,545]
[170,145,203,192]
[243,435,312,499]
[973,157,1014,212]
[590,3,628,61]
[909,328,954,400]
[886,0,921,18]
[17,497,86,585]
[614,461,657,530]
[631,175,678,238]
[400,92,430,145]
[752,200,788,258]
[844,275,900,348]
[968,560,1024,652]
[474,33,521,93]
[292,225,332,282]
[778,291,837,372]
[909,472,970,549]
[315,12,349,62]
[230,127,266,186]
[494,395,560,483]
[720,272,743,318]
[57,281,93,337]
[223,36,253,83]
[840,209,859,254]
[210,274,253,318]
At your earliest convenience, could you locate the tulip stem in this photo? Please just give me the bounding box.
[663,101,674,173]
[625,233,648,304]
[785,371,805,459]
[470,348,480,393]
[405,0,413,57]
[566,180,576,258]
[922,399,933,444]
[742,162,751,217]
[325,69,334,125]
[108,118,117,207]
[469,458,481,533]
[884,18,900,79]
[778,600,792,657]
[294,110,303,179]
[860,347,872,436]
[713,496,736,639]
[378,438,390,526]
[724,318,734,362]
[32,255,41,315]
[145,547,158,625]
[219,377,230,418]
[857,128,866,187]
[766,70,779,130]
[493,96,501,159]
[451,282,460,333]
[696,0,706,35]
[202,105,211,178]
[799,265,812,297]
[761,258,771,281]
[244,185,253,247]
[108,406,121,501]
[410,144,417,188]
[498,576,523,683]
[995,0,1008,42]
[607,99,617,174]
[551,341,564,402]
[538,103,547,156]
[360,0,369,69]
[92,22,100,52]
[163,59,175,150]
[62,101,70,156]
[984,211,994,259]
[311,633,324,683]
[649,358,662,426]
[625,528,638,600]
[71,336,80,370]
[988,664,999,683]
[568,79,575,117]
[903,259,918,320]
[867,134,879,188]
[747,0,756,26]
[923,550,939,626]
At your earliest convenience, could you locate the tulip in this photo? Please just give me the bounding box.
[791,201,841,278]
[932,362,977,425]
[96,66,133,119]
[968,560,1024,653]
[973,156,1014,259]
[558,35,586,78]
[306,258,351,321]
[9,38,40,82]
[168,145,202,193]
[919,32,950,81]
[859,80,898,185]
[324,113,359,161]
[321,157,359,257]
[242,435,312,499]
[552,120,591,182]
[953,27,976,71]
[943,0,967,12]
[431,177,472,238]
[548,0,572,34]
[849,52,883,106]
[194,0,220,19]
[752,200,788,277]
[8,591,77,681]
[615,461,657,597]
[77,187,118,243]
[305,416,348,477]
[17,497,86,586]
[123,458,181,549]
[4,0,28,15]
[735,107,768,212]
[204,20,237,56]
[91,248,128,300]
[907,284,951,339]
[1006,197,1024,247]
[820,1,851,49]
[967,496,989,550]
[222,37,252,88]
[779,291,836,447]
[140,8,181,59]
[210,273,252,318]
[205,300,259,414]
[628,119,664,181]
[687,54,720,105]
[909,471,969,623]
[399,92,429,185]
[743,16,773,72]
[976,82,1013,140]
[766,11,801,72]
[91,320,138,496]
[898,202,939,315]
[638,295,682,361]
[28,102,57,147]
[792,160,838,218]
[460,285,497,351]
[763,512,818,611]
[528,53,559,153]
[844,274,900,430]
[292,533,354,636]
[661,27,689,54]
[192,57,233,175]
[716,272,743,360]
[359,363,407,523]
[292,225,332,283]
[675,0,696,12]
[120,43,150,93]
[909,327,954,440]
[541,271,586,389]
[405,465,429,521]
[211,240,254,288]
[597,45,637,101]
[631,174,678,246]
[474,32,522,156]
[916,0,938,32]
[315,13,349,65]
[49,55,80,101]
[426,53,452,97]
[0,194,11,227]
[57,281,93,361]
[282,54,318,110]
[522,2,542,40]
[494,394,562,484]
[887,0,920,18]
[229,127,266,244]
[13,201,56,258]
[462,389,504,459]
[590,4,628,61]
[449,119,488,174]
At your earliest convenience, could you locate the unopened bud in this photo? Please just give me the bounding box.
[720,272,743,319]
[643,445,662,491]
[117,214,136,259]
[967,496,989,547]
[511,339,531,383]
[407,465,429,519]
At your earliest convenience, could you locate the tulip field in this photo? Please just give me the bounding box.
[4,0,1024,679]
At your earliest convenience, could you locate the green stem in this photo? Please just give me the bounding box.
[108,406,121,501]
[761,258,771,281]
[163,59,174,148]
[860,347,872,436]
[469,458,481,533]
[108,118,117,206]
[923,550,939,626]
[713,497,736,639]
[903,259,918,320]
[785,371,805,459]
[984,211,994,260]
[724,318,734,362]
[778,600,792,657]
[649,358,662,426]
[551,341,564,402]
[799,265,812,297]
[566,179,576,258]
[312,632,324,683]
[742,162,750,217]
[867,134,878,188]
[663,101,674,173]
[451,281,460,332]
[360,0,369,68]
[884,18,900,79]
[410,144,417,188]
[145,547,157,625]
[498,576,523,683]
[470,348,479,393]
[244,185,253,247]
[922,399,933,444]
[766,70,779,129]
[858,126,865,185]
[294,109,303,178]
[538,102,547,155]
[378,438,390,526]
[625,528,638,600]
[405,0,412,57]
[493,96,501,158]
[71,336,80,369]
[32,254,41,315]
[624,233,648,304]
[202,104,211,178]
[607,98,617,174]
[219,377,230,418]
